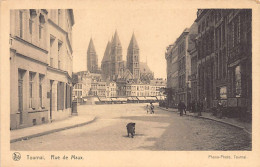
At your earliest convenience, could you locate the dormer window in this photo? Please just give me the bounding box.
[30,9,37,18]
[39,13,45,24]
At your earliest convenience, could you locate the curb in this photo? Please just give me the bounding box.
[10,117,97,143]
[157,107,251,135]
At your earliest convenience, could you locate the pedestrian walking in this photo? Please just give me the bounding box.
[150,102,154,114]
[217,100,223,119]
[178,101,186,116]
[191,100,195,113]
[183,102,187,115]
[146,104,150,114]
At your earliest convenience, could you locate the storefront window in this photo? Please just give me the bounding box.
[235,65,242,97]
[220,86,227,99]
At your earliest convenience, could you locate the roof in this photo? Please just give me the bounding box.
[87,38,96,53]
[128,33,139,50]
[150,79,167,86]
[139,62,153,74]
[102,41,111,62]
[111,30,121,47]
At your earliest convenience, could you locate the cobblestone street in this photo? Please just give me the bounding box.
[11,103,251,151]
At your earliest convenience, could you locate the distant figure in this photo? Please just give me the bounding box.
[178,101,186,116]
[150,102,154,114]
[146,104,150,114]
[217,100,223,118]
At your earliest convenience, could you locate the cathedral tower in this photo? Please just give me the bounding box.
[87,38,98,73]
[101,40,111,80]
[127,33,140,79]
[110,30,123,80]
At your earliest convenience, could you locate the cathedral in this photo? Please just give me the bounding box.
[87,30,154,83]
[87,38,99,73]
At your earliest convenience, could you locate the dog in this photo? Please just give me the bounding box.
[126,122,135,138]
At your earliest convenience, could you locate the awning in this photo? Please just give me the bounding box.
[111,98,118,101]
[127,97,133,100]
[146,96,157,100]
[137,97,146,100]
[93,97,100,102]
[132,97,139,101]
[118,98,127,102]
[156,96,166,100]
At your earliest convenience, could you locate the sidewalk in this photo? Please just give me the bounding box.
[10,115,96,143]
[158,106,252,135]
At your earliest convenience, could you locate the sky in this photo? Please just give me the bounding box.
[72,1,197,79]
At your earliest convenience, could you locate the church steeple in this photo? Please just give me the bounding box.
[87,38,96,53]
[128,32,139,50]
[127,32,140,79]
[87,38,98,73]
[112,30,122,47]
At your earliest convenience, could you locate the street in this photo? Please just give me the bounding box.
[11,103,251,151]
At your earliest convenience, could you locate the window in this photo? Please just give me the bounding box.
[235,65,242,97]
[58,41,62,69]
[29,72,35,108]
[50,37,55,67]
[39,74,44,107]
[19,11,23,38]
[219,86,227,99]
[29,19,33,35]
[39,25,42,39]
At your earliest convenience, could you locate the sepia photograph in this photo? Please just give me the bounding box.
[1,0,260,167]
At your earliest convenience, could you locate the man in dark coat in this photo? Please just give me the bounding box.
[178,101,186,116]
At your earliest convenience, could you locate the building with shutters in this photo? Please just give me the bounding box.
[10,9,74,129]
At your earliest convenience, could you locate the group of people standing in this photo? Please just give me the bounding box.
[178,100,204,116]
[146,102,155,114]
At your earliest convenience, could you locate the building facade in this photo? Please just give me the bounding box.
[195,9,252,114]
[165,43,179,106]
[149,78,167,97]
[10,9,74,129]
[187,24,199,103]
[106,81,117,97]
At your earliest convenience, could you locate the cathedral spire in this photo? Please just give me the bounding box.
[102,41,111,62]
[87,38,96,53]
[87,38,98,73]
[128,32,139,50]
[112,30,121,47]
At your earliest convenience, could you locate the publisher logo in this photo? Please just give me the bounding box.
[12,152,21,161]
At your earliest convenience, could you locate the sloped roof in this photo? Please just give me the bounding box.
[139,62,153,74]
[128,33,139,50]
[111,30,121,47]
[87,38,96,53]
[102,41,111,62]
